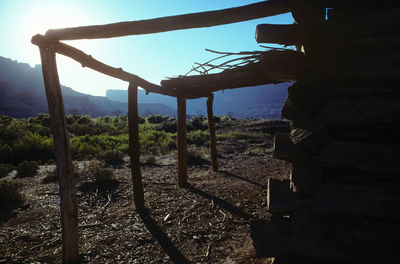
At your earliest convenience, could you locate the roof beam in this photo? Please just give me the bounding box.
[162,51,305,97]
[31,34,177,97]
[45,0,290,40]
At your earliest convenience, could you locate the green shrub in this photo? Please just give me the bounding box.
[147,115,168,124]
[187,130,210,146]
[94,167,114,182]
[13,132,54,162]
[213,116,221,123]
[161,121,177,133]
[76,115,92,125]
[139,130,174,154]
[0,180,24,209]
[0,163,14,178]
[97,150,124,166]
[76,160,118,193]
[168,140,177,150]
[75,160,113,182]
[187,147,208,165]
[16,160,39,178]
[188,116,207,131]
[217,131,271,141]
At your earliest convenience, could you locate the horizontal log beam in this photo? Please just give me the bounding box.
[45,0,291,40]
[161,51,305,96]
[256,7,400,46]
[275,132,400,175]
[31,34,177,97]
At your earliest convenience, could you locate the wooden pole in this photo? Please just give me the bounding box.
[45,0,290,40]
[207,94,218,171]
[38,46,79,264]
[128,83,145,211]
[177,96,188,186]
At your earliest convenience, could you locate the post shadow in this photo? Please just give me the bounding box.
[219,170,268,189]
[183,184,254,220]
[138,210,190,264]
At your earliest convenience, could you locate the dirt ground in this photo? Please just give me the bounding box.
[0,120,291,263]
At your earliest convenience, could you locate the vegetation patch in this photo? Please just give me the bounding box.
[187,147,210,166]
[97,150,124,167]
[77,160,119,193]
[0,179,25,210]
[217,131,271,141]
[0,163,14,178]
[187,130,210,147]
[16,160,39,178]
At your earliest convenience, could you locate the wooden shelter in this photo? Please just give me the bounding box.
[32,0,400,263]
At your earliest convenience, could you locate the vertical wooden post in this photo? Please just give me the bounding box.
[177,96,188,186]
[38,46,79,264]
[207,94,218,171]
[128,83,145,211]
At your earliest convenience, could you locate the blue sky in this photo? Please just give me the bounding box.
[0,0,293,96]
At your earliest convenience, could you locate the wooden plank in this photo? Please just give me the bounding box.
[45,0,291,40]
[177,96,188,186]
[31,34,176,97]
[128,83,145,211]
[207,94,218,171]
[256,24,299,45]
[38,46,79,264]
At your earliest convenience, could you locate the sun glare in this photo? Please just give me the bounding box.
[26,3,85,37]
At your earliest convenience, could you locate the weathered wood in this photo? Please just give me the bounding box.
[324,7,400,41]
[45,0,291,40]
[255,24,299,45]
[329,35,400,53]
[128,83,145,211]
[290,161,321,198]
[311,182,400,220]
[275,132,400,175]
[313,140,400,175]
[321,99,400,128]
[177,96,188,186]
[38,46,79,264]
[206,94,218,172]
[267,178,296,214]
[31,34,175,97]
[321,53,400,81]
[161,50,305,94]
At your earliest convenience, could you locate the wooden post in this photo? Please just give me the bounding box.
[128,83,145,211]
[207,94,218,171]
[177,96,188,186]
[38,46,79,264]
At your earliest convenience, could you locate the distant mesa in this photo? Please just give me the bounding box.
[0,56,288,118]
[0,56,175,117]
[106,82,289,118]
